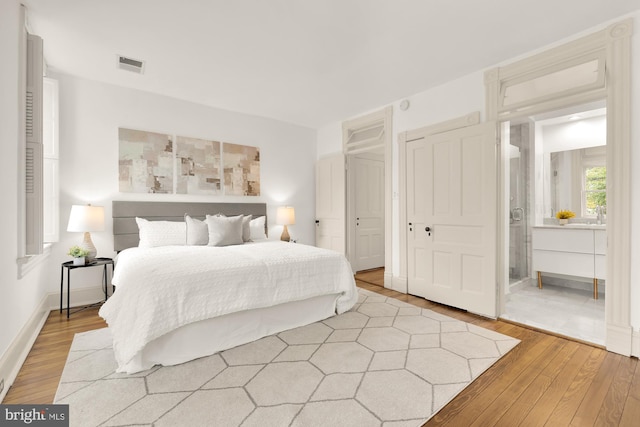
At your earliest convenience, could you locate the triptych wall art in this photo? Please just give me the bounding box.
[118,128,260,196]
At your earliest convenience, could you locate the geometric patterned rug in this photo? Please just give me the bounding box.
[54,289,519,427]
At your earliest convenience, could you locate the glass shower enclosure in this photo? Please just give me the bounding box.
[508,123,531,286]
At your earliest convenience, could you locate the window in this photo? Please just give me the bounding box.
[583,165,606,216]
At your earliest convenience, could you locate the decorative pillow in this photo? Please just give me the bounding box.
[184,214,209,245]
[136,217,186,248]
[206,214,244,246]
[250,216,267,241]
[242,215,252,242]
[206,213,251,242]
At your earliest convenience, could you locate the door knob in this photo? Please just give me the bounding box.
[425,226,431,232]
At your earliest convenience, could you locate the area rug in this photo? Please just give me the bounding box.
[54,289,519,427]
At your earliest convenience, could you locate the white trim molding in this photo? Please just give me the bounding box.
[390,276,408,294]
[485,18,633,356]
[342,106,393,287]
[17,243,51,279]
[632,328,640,357]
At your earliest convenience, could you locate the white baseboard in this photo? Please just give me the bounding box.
[47,284,109,311]
[606,323,633,356]
[632,328,640,358]
[0,294,49,403]
[383,272,393,288]
[387,276,407,294]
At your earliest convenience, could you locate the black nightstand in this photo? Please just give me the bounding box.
[60,257,114,318]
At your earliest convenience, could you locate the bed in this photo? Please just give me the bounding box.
[99,201,357,374]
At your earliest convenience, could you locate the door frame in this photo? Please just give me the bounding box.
[398,112,483,295]
[485,18,633,356]
[342,107,393,283]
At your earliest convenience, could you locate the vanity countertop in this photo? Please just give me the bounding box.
[534,224,606,230]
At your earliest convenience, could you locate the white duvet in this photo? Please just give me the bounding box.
[99,241,357,371]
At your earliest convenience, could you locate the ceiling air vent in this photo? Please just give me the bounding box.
[117,55,145,74]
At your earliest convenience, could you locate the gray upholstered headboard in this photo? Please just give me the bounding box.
[112,201,268,252]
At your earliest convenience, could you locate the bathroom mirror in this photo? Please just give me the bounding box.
[548,145,606,218]
[537,106,606,220]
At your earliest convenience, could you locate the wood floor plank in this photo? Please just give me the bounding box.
[593,354,636,426]
[354,268,385,286]
[468,337,567,426]
[569,352,622,426]
[618,361,640,427]
[519,341,593,427]
[493,340,581,426]
[544,347,608,426]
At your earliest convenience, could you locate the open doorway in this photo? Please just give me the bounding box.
[342,107,392,283]
[500,101,607,345]
[347,151,385,274]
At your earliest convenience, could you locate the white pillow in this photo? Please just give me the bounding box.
[242,215,252,242]
[206,214,244,246]
[136,217,186,248]
[185,214,208,245]
[207,213,251,242]
[250,216,267,241]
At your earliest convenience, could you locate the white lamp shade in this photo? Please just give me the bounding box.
[67,205,105,232]
[276,206,295,226]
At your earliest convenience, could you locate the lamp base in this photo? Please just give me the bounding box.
[81,232,97,261]
[280,225,291,242]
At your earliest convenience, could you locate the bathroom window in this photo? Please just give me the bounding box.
[583,165,606,217]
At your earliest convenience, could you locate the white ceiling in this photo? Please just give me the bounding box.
[22,0,639,129]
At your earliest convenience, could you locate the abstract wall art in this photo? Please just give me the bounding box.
[175,136,221,195]
[119,128,173,193]
[223,143,260,196]
[119,128,260,196]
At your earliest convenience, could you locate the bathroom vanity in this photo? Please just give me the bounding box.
[532,225,606,299]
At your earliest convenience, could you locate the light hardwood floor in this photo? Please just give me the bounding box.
[355,267,385,287]
[4,272,640,426]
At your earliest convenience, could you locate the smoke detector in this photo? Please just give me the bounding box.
[117,55,145,74]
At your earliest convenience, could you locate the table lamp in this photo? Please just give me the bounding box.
[276,206,295,242]
[67,204,105,261]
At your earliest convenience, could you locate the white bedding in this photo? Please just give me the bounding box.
[99,241,357,372]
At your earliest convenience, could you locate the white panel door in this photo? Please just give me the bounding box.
[353,155,384,271]
[407,122,497,317]
[407,141,431,295]
[316,153,346,254]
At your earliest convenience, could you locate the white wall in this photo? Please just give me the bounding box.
[542,116,607,154]
[0,0,52,399]
[49,72,318,294]
[317,11,640,331]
